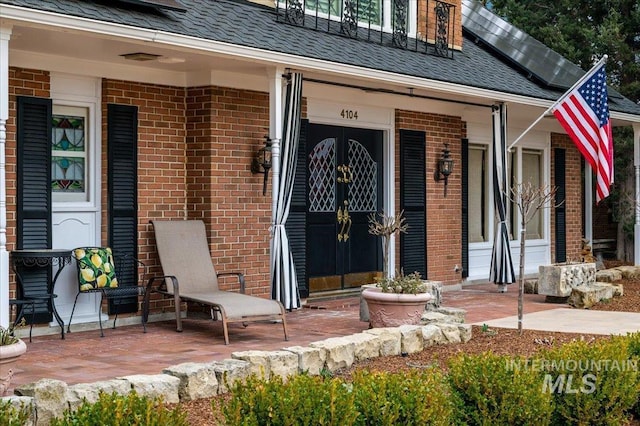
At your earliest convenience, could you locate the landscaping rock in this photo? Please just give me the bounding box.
[348,332,381,361]
[309,337,355,372]
[211,359,251,394]
[283,346,326,376]
[596,269,622,283]
[119,374,180,404]
[265,351,299,380]
[612,284,624,297]
[364,328,401,356]
[163,362,219,401]
[231,350,272,379]
[436,323,462,344]
[420,311,459,324]
[421,324,446,346]
[613,265,640,280]
[538,263,596,297]
[524,279,538,294]
[398,325,424,354]
[67,379,131,410]
[567,283,615,309]
[14,378,68,426]
[422,280,443,308]
[458,324,473,343]
[430,306,466,323]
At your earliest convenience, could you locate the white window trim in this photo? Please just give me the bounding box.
[509,133,551,245]
[51,101,98,211]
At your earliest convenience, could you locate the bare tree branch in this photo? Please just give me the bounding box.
[507,182,562,334]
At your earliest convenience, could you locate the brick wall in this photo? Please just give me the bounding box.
[418,0,463,51]
[395,110,464,285]
[185,86,272,297]
[101,80,188,260]
[6,68,51,301]
[101,79,187,316]
[550,133,583,262]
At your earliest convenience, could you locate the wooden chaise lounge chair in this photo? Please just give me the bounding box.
[146,220,288,344]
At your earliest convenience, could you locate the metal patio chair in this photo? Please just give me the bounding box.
[146,220,288,345]
[68,247,147,337]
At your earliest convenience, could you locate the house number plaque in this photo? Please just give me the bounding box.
[340,109,358,120]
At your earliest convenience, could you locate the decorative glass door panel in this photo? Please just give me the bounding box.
[306,124,383,293]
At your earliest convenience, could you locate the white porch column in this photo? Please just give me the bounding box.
[634,123,640,265]
[267,67,284,273]
[0,26,12,328]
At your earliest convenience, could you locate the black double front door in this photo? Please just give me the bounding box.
[305,124,383,292]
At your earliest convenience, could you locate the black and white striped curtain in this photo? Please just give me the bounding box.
[489,104,516,285]
[271,73,303,310]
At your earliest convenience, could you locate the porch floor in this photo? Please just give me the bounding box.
[4,282,638,395]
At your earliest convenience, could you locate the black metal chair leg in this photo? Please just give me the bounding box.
[141,292,148,333]
[98,292,105,338]
[113,302,119,329]
[67,292,81,333]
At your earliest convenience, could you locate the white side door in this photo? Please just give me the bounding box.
[50,74,103,325]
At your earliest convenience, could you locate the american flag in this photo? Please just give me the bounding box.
[552,63,613,203]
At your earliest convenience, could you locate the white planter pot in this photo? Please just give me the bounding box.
[0,339,27,395]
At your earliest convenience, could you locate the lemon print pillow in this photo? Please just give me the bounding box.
[74,248,119,291]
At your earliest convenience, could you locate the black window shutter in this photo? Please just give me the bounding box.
[287,119,308,298]
[107,104,139,314]
[16,96,53,323]
[461,138,469,279]
[400,130,427,278]
[554,148,567,263]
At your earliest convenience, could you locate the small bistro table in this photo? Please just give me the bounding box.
[10,249,72,339]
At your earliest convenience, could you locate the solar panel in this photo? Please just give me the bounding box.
[461,0,584,90]
[118,0,186,12]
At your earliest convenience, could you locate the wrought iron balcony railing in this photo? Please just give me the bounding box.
[276,0,456,59]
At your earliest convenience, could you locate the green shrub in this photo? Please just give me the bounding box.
[50,390,187,426]
[539,336,639,425]
[448,352,553,426]
[626,332,640,418]
[0,399,31,426]
[351,368,456,426]
[222,373,359,426]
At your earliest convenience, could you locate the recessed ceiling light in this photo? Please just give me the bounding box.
[158,56,186,64]
[120,52,161,61]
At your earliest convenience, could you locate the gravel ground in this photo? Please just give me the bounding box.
[174,270,640,425]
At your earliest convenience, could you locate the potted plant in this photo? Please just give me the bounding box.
[361,211,432,328]
[362,270,433,328]
[0,319,27,395]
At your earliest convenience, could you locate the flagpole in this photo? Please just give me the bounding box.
[507,55,608,151]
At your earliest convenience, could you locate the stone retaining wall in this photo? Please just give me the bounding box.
[2,314,470,426]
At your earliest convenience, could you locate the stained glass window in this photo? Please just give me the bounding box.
[51,114,85,192]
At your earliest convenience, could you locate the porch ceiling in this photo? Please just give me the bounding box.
[9,25,263,75]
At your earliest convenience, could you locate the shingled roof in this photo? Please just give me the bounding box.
[2,0,639,115]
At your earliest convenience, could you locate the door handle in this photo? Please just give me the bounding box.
[342,208,352,242]
[337,201,351,242]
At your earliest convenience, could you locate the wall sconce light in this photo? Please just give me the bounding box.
[251,136,273,195]
[434,142,454,197]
